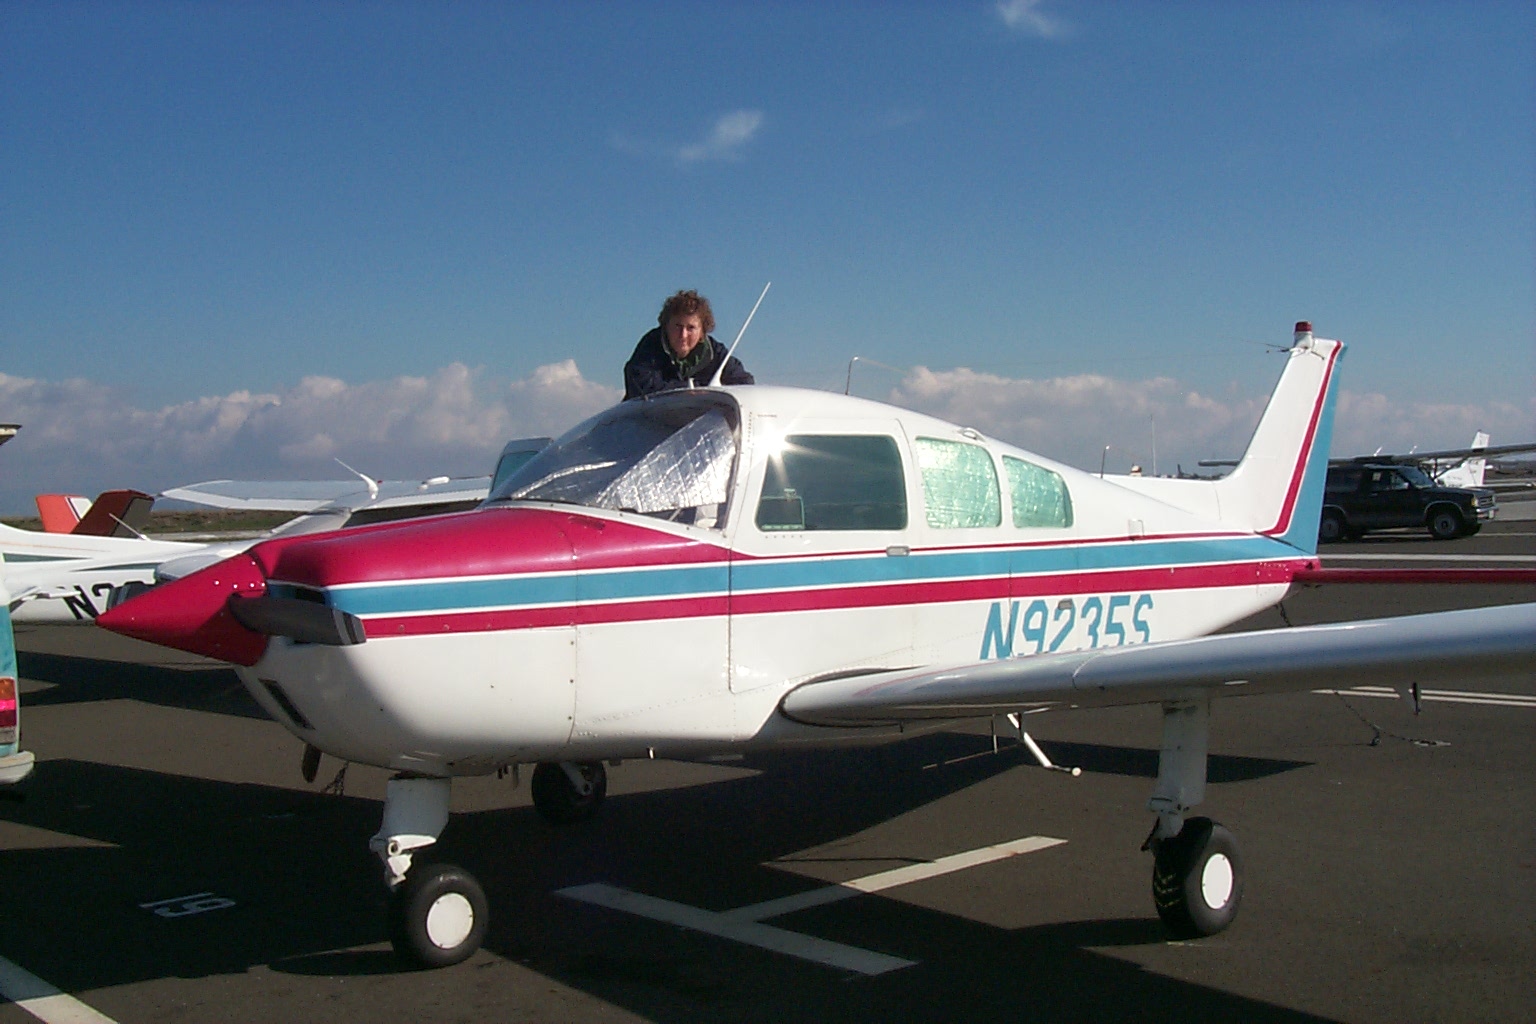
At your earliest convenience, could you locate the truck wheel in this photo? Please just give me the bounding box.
[1427,508,1462,540]
[1318,511,1346,544]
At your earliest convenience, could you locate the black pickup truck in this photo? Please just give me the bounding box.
[1319,462,1496,542]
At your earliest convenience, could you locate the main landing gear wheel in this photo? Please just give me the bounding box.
[530,761,607,824]
[1152,817,1243,938]
[388,863,488,969]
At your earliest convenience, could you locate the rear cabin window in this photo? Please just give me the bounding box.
[1003,456,1073,528]
[914,438,1001,529]
[756,435,907,531]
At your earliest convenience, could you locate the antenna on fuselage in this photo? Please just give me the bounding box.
[709,281,771,387]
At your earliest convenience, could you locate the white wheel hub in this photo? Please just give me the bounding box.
[425,891,475,949]
[1201,852,1235,909]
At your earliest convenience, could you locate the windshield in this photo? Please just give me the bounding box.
[490,395,739,524]
[1398,466,1435,488]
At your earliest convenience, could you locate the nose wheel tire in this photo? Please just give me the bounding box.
[388,863,488,969]
[1152,817,1243,938]
[531,761,608,824]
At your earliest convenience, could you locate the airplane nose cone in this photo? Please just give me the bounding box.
[96,552,270,665]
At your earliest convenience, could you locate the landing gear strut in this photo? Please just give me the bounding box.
[1144,698,1244,938]
[372,775,488,968]
[531,761,607,824]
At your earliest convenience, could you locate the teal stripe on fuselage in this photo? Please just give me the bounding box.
[331,563,732,617]
[325,533,1294,618]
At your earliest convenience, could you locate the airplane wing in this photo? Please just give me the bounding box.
[779,603,1536,727]
[1329,441,1536,466]
[162,476,491,513]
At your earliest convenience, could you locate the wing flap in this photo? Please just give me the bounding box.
[779,603,1536,727]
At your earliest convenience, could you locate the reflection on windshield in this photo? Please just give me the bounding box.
[490,398,739,525]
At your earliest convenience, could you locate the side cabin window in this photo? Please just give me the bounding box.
[756,435,907,531]
[1003,456,1073,528]
[914,438,1001,529]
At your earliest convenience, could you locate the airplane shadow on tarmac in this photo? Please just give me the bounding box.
[1,720,1320,1024]
[15,648,269,720]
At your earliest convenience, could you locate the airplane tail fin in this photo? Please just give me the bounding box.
[1211,322,1343,554]
[71,490,155,538]
[1436,431,1489,488]
[35,494,93,533]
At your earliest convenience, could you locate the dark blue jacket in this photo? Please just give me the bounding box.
[623,328,754,400]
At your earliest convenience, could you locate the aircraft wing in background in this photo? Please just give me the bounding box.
[161,437,553,517]
[161,475,491,513]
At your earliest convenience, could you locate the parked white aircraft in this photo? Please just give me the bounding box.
[98,323,1536,969]
[2,439,550,624]
[1329,433,1536,490]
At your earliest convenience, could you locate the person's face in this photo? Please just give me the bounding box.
[665,313,705,358]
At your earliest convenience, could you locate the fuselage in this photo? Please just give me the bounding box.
[0,524,209,624]
[102,385,1324,775]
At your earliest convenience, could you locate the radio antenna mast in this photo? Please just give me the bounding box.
[709,281,771,387]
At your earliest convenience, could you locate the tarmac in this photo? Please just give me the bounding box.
[1,521,1532,1023]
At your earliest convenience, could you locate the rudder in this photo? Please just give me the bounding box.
[1212,323,1344,554]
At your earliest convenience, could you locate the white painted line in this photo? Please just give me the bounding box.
[557,884,916,975]
[729,835,1068,922]
[1323,553,1536,563]
[1313,687,1536,708]
[0,956,118,1024]
[556,834,1066,975]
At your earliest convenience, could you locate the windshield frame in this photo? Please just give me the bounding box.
[487,391,742,526]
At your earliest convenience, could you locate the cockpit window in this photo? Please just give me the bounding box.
[490,397,738,526]
[756,435,907,531]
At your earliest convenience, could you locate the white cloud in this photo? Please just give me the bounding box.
[882,366,1535,477]
[995,0,1069,40]
[3,363,1528,517]
[0,364,620,515]
[677,110,764,163]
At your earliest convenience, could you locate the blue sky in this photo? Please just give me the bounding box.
[2,1,1532,514]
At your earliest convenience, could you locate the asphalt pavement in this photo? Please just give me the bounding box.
[2,522,1532,1023]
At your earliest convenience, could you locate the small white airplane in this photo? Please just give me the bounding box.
[1330,433,1536,490]
[97,323,1536,969]
[1,439,550,625]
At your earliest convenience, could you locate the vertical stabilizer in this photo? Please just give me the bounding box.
[35,494,91,533]
[74,490,155,537]
[1212,323,1343,553]
[1435,432,1489,488]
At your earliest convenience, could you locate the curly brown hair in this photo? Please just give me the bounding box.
[657,290,715,334]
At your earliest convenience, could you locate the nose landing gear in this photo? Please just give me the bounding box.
[372,775,489,969]
[388,863,489,969]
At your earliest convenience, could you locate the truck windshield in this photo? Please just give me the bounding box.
[489,395,739,522]
[1399,467,1435,488]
